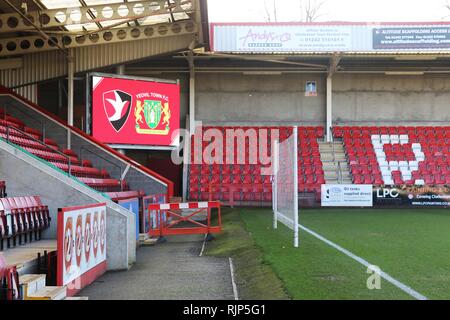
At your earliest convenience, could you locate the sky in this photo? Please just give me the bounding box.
[207,0,450,22]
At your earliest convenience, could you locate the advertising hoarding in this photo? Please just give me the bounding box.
[212,23,450,53]
[118,197,140,240]
[321,184,373,207]
[373,186,450,207]
[57,203,107,296]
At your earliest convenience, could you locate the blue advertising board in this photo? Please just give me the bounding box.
[118,197,140,240]
[143,194,166,233]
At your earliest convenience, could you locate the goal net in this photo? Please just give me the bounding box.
[273,126,299,247]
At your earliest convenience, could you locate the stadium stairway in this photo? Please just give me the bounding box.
[0,85,174,270]
[318,141,352,184]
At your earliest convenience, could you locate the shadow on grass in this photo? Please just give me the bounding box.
[205,207,290,300]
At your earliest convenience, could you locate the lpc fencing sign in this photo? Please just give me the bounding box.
[321,184,373,207]
[373,186,450,207]
[57,203,107,296]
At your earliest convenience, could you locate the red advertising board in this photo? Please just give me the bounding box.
[91,74,180,147]
[57,203,107,296]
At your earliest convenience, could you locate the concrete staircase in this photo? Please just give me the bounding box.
[319,141,353,184]
[19,273,88,300]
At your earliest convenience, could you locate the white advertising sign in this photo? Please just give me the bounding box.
[321,184,373,207]
[235,25,352,52]
[58,203,107,286]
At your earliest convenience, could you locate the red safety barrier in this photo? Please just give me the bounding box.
[148,201,222,237]
[0,264,20,300]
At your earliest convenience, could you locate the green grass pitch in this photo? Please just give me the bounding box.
[214,207,450,300]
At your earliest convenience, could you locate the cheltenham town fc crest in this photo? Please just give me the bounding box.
[103,90,133,132]
[135,99,171,135]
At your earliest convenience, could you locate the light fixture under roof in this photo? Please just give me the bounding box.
[385,71,425,75]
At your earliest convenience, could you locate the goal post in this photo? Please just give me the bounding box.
[273,126,299,247]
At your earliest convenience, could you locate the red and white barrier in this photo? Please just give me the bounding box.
[148,201,222,237]
[57,203,107,296]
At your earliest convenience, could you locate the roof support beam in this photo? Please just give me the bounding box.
[194,52,328,69]
[0,20,197,57]
[0,0,194,32]
[3,0,68,55]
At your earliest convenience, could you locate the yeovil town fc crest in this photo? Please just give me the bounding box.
[134,99,171,135]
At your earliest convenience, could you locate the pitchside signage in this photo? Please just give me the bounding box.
[373,186,450,207]
[57,203,107,296]
[373,27,450,49]
[321,184,373,207]
[91,73,180,147]
[118,197,140,240]
[212,23,450,52]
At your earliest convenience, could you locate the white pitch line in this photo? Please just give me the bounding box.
[199,233,207,257]
[229,257,239,300]
[298,224,428,301]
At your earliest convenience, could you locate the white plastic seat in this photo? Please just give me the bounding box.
[415,179,425,185]
[381,135,390,143]
[399,135,409,144]
[414,152,425,161]
[412,143,422,151]
[372,141,383,150]
[390,135,400,143]
[409,161,419,171]
[389,161,399,171]
[378,160,389,168]
[375,149,386,159]
[398,161,408,168]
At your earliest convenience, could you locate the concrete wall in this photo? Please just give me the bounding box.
[0,140,135,270]
[194,73,450,126]
[195,73,326,125]
[333,74,450,125]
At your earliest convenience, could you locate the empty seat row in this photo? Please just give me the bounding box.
[0,196,50,250]
[189,126,325,203]
[0,181,5,198]
[78,178,126,192]
[0,111,136,193]
[105,190,145,202]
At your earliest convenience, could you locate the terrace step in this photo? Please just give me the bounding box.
[19,274,46,299]
[319,141,352,184]
[26,286,67,300]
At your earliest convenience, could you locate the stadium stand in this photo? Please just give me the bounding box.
[334,126,450,186]
[0,194,50,250]
[0,111,136,195]
[188,126,324,204]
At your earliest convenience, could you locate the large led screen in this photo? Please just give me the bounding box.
[91,74,180,147]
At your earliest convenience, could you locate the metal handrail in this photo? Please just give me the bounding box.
[337,161,343,184]
[79,146,123,191]
[5,125,71,176]
[2,106,46,141]
[332,139,335,162]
